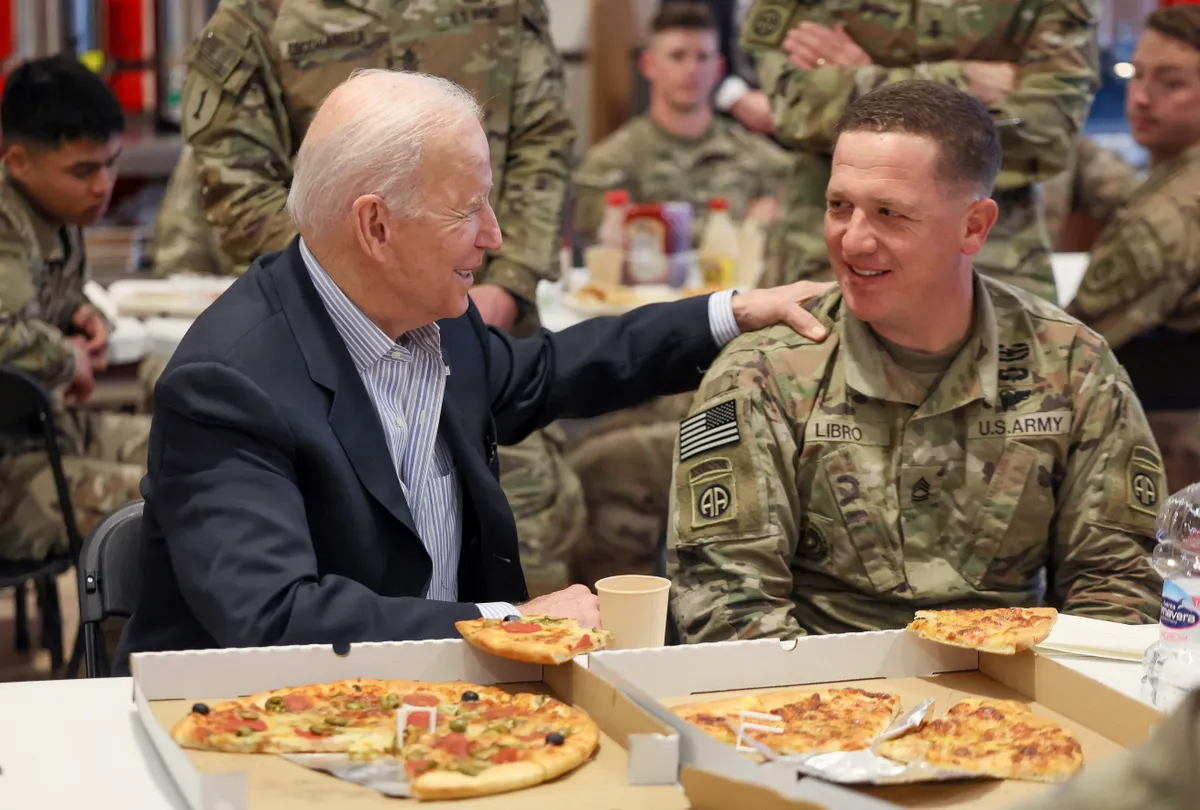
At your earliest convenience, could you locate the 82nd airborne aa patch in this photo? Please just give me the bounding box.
[1127,444,1165,516]
[689,458,738,530]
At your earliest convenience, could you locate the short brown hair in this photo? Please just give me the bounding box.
[835,80,1001,194]
[1146,6,1200,55]
[650,2,716,35]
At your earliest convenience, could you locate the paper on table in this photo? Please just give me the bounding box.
[1035,614,1160,661]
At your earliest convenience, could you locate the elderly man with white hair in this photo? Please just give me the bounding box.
[113,70,828,669]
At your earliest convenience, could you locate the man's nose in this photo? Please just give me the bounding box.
[842,210,877,255]
[477,203,502,251]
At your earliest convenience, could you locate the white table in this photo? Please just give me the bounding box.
[0,654,1147,810]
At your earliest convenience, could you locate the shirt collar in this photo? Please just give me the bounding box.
[299,238,441,373]
[840,272,998,412]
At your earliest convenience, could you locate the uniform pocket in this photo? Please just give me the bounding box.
[956,441,1054,589]
[807,446,906,594]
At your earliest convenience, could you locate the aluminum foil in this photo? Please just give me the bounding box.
[283,753,412,798]
[736,699,988,786]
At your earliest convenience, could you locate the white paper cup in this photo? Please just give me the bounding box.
[595,574,671,650]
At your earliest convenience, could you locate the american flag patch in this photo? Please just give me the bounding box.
[680,400,740,461]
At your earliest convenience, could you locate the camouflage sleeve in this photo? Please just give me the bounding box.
[0,230,76,388]
[1050,338,1161,624]
[1066,207,1192,348]
[990,0,1100,189]
[182,4,297,268]
[747,135,793,200]
[484,5,575,303]
[148,147,239,278]
[1071,137,1140,221]
[741,0,1099,188]
[668,345,805,643]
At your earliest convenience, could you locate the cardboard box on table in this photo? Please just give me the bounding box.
[129,639,685,810]
[587,630,1167,810]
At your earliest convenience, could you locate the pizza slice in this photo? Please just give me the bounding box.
[906,607,1058,654]
[876,697,1083,782]
[456,615,614,664]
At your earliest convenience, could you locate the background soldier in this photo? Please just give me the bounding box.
[0,56,147,561]
[739,0,1101,300]
[1067,6,1200,493]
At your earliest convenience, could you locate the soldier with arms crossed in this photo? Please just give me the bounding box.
[669,81,1163,644]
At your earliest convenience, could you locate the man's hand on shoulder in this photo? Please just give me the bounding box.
[732,281,834,340]
[518,583,601,629]
[470,284,520,332]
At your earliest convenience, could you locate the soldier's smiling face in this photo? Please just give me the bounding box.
[642,29,724,114]
[825,131,994,349]
[1127,28,1200,163]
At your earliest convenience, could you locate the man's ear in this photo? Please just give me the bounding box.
[638,47,655,84]
[962,196,999,257]
[5,143,32,182]
[351,195,390,262]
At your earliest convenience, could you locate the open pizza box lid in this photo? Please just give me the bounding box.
[588,630,1167,810]
[128,639,682,810]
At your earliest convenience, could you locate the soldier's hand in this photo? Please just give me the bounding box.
[65,337,96,404]
[730,90,775,134]
[731,281,834,341]
[517,584,602,629]
[784,22,872,70]
[72,304,110,372]
[964,61,1018,107]
[470,284,519,332]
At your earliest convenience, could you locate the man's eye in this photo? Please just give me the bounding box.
[880,208,899,218]
[827,200,845,209]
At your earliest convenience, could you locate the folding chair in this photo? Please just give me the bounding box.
[0,365,85,676]
[77,499,143,677]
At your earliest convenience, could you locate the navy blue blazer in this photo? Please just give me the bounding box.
[114,239,722,670]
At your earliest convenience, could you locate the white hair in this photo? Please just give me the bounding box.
[286,69,483,235]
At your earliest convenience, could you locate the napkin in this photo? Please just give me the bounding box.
[1035,613,1160,661]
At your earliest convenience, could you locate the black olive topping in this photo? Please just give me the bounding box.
[502,614,520,622]
[546,732,565,746]
[192,703,210,715]
[461,690,480,702]
[352,684,362,692]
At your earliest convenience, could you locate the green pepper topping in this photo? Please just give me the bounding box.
[449,718,468,733]
[381,693,401,710]
[345,701,362,710]
[264,696,286,713]
[325,716,349,727]
[308,724,337,736]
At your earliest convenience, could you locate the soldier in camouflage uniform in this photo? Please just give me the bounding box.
[739,0,1101,298]
[1040,136,1142,250]
[1067,7,1200,494]
[182,0,584,593]
[573,4,791,246]
[0,56,148,561]
[566,4,791,587]
[669,82,1162,644]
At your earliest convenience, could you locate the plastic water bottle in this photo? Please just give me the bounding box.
[1141,483,1200,710]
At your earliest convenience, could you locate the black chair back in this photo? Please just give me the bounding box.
[78,499,144,677]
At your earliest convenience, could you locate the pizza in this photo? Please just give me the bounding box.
[906,607,1059,654]
[171,677,600,800]
[876,697,1084,782]
[455,615,613,665]
[673,687,901,755]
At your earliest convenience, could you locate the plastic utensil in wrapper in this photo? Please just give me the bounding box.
[282,705,440,797]
[732,698,984,786]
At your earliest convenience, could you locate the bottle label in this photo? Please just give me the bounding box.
[1160,578,1200,643]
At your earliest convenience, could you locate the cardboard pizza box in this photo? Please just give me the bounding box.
[587,630,1166,810]
[129,639,685,810]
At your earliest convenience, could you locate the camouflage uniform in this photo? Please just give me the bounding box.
[669,275,1163,643]
[0,168,148,561]
[1041,136,1141,248]
[1013,687,1200,810]
[182,0,583,591]
[740,0,1101,299]
[1067,143,1200,493]
[572,114,792,245]
[146,145,238,278]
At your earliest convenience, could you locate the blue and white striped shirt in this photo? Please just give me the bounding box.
[301,238,740,618]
